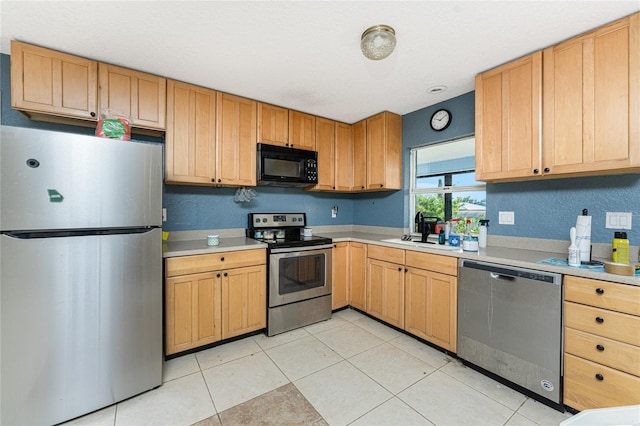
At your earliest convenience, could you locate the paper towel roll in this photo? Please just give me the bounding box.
[576,215,592,262]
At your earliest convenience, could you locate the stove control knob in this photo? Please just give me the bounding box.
[262,218,267,223]
[255,218,260,223]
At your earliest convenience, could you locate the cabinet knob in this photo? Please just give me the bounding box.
[221,257,225,261]
[216,273,221,278]
[90,112,96,117]
[224,272,228,277]
[380,184,384,188]
[217,178,221,183]
[595,316,604,324]
[362,186,365,189]
[596,344,605,352]
[404,268,408,272]
[211,178,216,182]
[398,267,402,271]
[533,168,539,174]
[544,167,550,173]
[595,373,604,381]
[595,288,604,295]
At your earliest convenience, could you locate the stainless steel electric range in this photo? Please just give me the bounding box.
[247,213,332,336]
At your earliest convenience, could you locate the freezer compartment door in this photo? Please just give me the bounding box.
[0,229,162,426]
[0,126,162,231]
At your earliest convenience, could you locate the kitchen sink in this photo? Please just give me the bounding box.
[380,238,462,251]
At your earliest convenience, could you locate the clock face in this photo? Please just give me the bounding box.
[430,109,451,131]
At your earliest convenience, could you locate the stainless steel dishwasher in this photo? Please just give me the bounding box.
[457,259,563,409]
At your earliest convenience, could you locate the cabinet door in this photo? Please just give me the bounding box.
[366,258,404,328]
[98,63,166,130]
[349,242,367,311]
[332,242,349,310]
[289,110,316,150]
[257,103,288,146]
[475,52,542,181]
[216,93,257,186]
[165,80,217,185]
[222,265,266,339]
[311,117,336,191]
[405,268,457,352]
[165,272,221,355]
[543,14,640,175]
[335,122,354,191]
[352,120,367,191]
[366,112,402,190]
[11,40,98,120]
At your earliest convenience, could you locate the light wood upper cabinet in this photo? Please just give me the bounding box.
[366,111,402,190]
[352,120,367,191]
[216,92,257,186]
[348,242,367,311]
[257,103,289,146]
[543,13,640,176]
[289,110,316,150]
[335,122,354,191]
[475,51,543,181]
[11,40,98,121]
[309,117,336,191]
[165,80,216,185]
[98,63,166,130]
[476,12,640,182]
[332,242,349,310]
[222,265,266,339]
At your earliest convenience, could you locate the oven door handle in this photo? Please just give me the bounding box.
[270,243,334,254]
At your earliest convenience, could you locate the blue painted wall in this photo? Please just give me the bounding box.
[4,51,638,243]
[400,90,640,244]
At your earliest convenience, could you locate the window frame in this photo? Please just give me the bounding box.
[409,136,485,230]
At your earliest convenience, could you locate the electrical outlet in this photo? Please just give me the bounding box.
[331,205,338,218]
[162,208,167,222]
[499,211,515,225]
[606,212,632,230]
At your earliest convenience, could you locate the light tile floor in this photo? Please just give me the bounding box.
[65,309,574,426]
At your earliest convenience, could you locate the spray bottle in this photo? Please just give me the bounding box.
[478,219,489,248]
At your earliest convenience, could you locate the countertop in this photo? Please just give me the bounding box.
[162,237,267,258]
[162,231,640,286]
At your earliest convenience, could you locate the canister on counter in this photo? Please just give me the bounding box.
[612,232,629,264]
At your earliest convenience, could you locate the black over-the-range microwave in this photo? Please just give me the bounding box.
[257,143,318,187]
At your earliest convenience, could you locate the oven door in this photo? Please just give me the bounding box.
[269,244,332,307]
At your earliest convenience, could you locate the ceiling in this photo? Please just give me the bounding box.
[2,1,639,124]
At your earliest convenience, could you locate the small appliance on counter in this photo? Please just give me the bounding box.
[247,213,333,336]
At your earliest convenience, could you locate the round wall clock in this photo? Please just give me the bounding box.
[430,109,452,131]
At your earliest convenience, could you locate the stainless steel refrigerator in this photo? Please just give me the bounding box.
[0,126,163,425]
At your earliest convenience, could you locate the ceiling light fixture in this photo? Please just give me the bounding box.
[360,24,396,60]
[428,85,447,94]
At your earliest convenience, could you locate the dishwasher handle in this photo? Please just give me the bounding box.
[490,272,515,281]
[460,260,562,285]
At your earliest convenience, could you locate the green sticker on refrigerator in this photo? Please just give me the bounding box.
[47,189,64,203]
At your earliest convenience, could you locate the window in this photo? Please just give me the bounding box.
[410,136,485,234]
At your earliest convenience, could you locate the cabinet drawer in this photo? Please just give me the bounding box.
[166,249,266,277]
[565,276,640,316]
[368,244,405,264]
[405,251,457,276]
[565,302,640,346]
[564,353,640,411]
[565,328,640,377]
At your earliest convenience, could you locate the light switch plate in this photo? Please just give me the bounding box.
[499,211,515,225]
[606,212,632,230]
[162,208,167,222]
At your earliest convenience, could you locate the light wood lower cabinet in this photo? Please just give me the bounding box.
[332,242,349,310]
[563,275,640,411]
[165,271,221,355]
[366,258,405,328]
[222,265,266,339]
[405,268,457,352]
[164,249,266,355]
[348,242,367,311]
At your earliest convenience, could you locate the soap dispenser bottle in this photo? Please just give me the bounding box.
[478,219,489,248]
